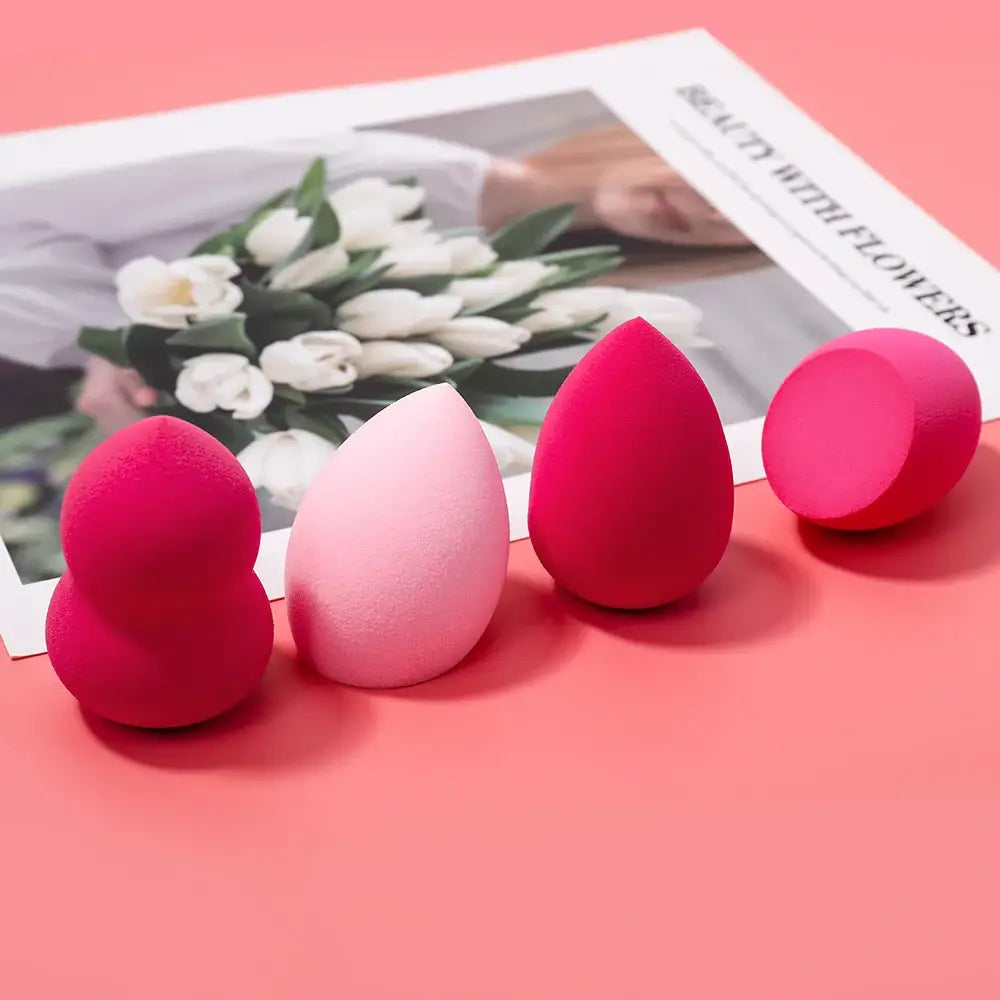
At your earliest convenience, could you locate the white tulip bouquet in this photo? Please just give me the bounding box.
[74,158,704,513]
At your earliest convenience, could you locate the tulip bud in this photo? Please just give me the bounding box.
[174,353,274,420]
[259,331,363,391]
[428,317,531,359]
[238,429,336,511]
[448,260,555,309]
[245,208,312,266]
[336,289,462,340]
[270,243,350,291]
[354,340,454,379]
[115,255,243,329]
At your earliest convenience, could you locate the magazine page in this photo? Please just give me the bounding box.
[0,28,997,657]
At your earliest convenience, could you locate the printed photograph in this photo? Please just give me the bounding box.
[0,88,847,585]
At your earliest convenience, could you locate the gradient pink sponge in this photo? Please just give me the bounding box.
[45,415,274,728]
[762,327,981,530]
[528,316,735,610]
[285,384,509,688]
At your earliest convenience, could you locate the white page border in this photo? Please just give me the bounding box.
[1,28,997,657]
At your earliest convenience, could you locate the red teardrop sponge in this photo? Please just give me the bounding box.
[45,415,273,729]
[762,327,982,530]
[528,317,735,610]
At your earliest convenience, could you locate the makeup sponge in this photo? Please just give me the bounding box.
[45,415,274,729]
[762,327,981,530]
[528,316,735,610]
[285,384,509,688]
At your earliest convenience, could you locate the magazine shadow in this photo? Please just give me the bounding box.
[558,538,810,647]
[798,441,1000,580]
[82,643,375,772]
[383,574,581,702]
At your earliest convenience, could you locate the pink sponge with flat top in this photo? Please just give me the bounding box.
[45,415,273,729]
[762,327,981,531]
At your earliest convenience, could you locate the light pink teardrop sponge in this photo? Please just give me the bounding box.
[285,384,510,688]
[762,327,981,530]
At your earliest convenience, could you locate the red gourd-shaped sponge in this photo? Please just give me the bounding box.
[528,317,735,609]
[762,327,981,530]
[45,415,274,729]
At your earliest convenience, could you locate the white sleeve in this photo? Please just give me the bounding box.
[0,129,494,366]
[0,222,121,368]
[0,129,493,245]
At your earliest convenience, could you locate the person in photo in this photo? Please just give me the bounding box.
[0,125,745,434]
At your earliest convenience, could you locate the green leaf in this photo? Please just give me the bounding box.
[312,399,388,420]
[304,201,340,250]
[439,358,485,385]
[294,157,328,216]
[286,407,350,445]
[490,203,577,259]
[155,406,256,456]
[301,383,358,398]
[435,226,484,240]
[462,391,551,427]
[324,262,394,306]
[189,188,294,257]
[462,298,533,321]
[49,422,108,485]
[514,332,595,355]
[465,362,575,397]
[245,315,313,350]
[273,201,341,275]
[0,411,92,465]
[124,326,179,392]
[535,245,621,264]
[517,316,607,343]
[239,283,333,326]
[540,255,625,291]
[302,392,405,421]
[378,273,454,296]
[239,263,269,285]
[77,326,129,366]
[165,315,257,360]
[274,385,307,405]
[353,376,435,397]
[308,248,383,296]
[190,227,249,257]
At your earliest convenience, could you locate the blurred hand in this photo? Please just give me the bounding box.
[590,161,751,247]
[76,356,156,435]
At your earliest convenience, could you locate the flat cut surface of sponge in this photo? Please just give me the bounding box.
[762,327,981,530]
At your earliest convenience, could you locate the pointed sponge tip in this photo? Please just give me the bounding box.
[285,384,509,689]
[528,316,734,610]
[762,327,981,530]
[45,415,273,729]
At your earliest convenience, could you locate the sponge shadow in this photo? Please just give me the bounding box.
[798,442,1000,580]
[558,538,811,648]
[384,574,581,700]
[82,643,375,771]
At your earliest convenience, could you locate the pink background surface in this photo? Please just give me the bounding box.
[2,4,999,996]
